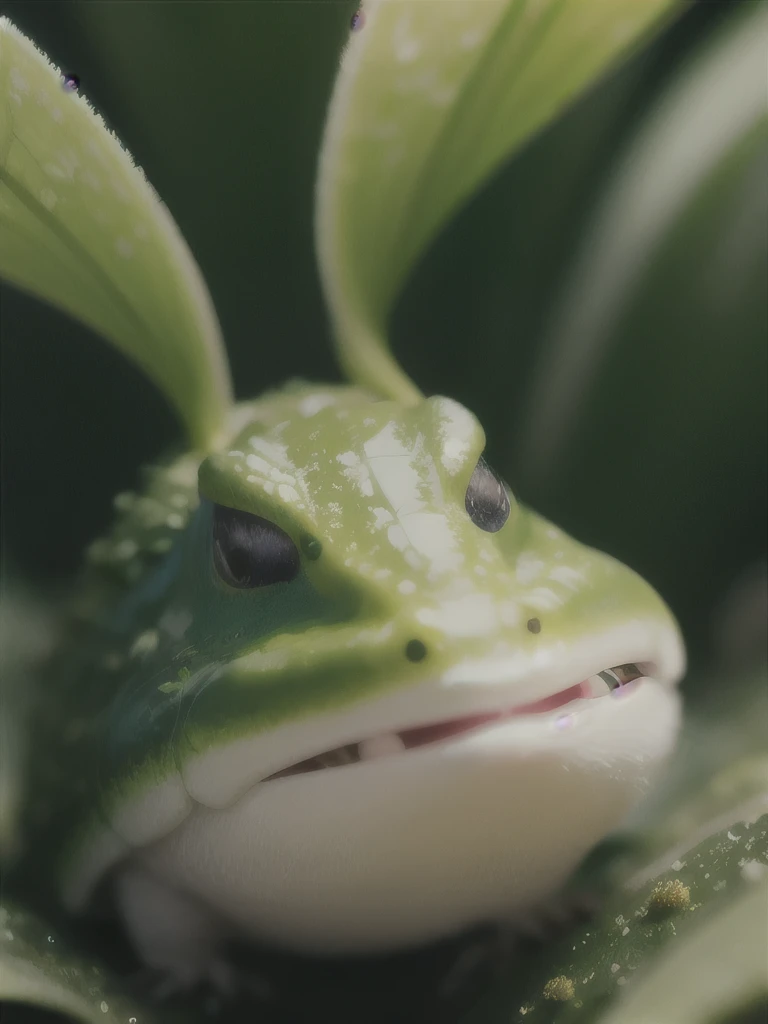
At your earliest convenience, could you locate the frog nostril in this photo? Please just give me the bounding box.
[405,639,428,662]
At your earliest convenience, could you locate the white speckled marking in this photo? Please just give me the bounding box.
[525,588,564,613]
[246,453,271,475]
[404,550,422,571]
[10,69,30,94]
[499,602,521,627]
[417,593,497,638]
[249,437,290,466]
[387,524,409,551]
[516,554,544,585]
[371,507,394,530]
[436,399,476,474]
[116,237,134,258]
[400,512,461,574]
[278,484,300,504]
[299,394,336,417]
[337,450,374,497]
[549,566,585,590]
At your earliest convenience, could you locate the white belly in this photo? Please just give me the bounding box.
[139,683,679,954]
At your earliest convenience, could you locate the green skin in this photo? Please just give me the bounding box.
[21,381,684,967]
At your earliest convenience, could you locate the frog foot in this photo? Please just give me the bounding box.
[114,863,246,999]
[438,893,600,999]
[512,890,600,945]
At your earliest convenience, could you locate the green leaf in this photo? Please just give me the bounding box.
[0,18,232,450]
[316,0,681,401]
[464,813,768,1024]
[597,880,768,1024]
[520,2,768,481]
[0,902,161,1023]
[626,666,768,851]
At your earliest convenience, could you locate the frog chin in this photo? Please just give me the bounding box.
[139,668,682,956]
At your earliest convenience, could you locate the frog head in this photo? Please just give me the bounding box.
[70,384,684,952]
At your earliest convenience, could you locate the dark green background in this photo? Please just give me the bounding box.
[1,0,765,670]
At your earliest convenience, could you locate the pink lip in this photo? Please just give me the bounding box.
[265,680,599,780]
[397,681,588,749]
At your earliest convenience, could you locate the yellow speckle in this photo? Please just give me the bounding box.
[543,975,575,1001]
[646,878,691,918]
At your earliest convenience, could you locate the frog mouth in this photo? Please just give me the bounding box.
[264,662,648,781]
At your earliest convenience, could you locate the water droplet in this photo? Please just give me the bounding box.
[301,534,323,560]
[100,1002,109,1014]
[47,934,55,943]
[62,73,80,93]
[129,1018,137,1023]
[350,9,365,31]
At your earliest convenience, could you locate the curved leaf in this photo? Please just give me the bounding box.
[315,0,681,400]
[463,811,768,1024]
[0,902,160,1023]
[0,18,232,449]
[519,2,768,481]
[598,880,768,1024]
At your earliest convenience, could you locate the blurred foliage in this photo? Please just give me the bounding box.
[0,19,232,449]
[0,1,766,1022]
[315,0,678,401]
[0,900,164,1024]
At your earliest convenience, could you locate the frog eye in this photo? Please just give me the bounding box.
[212,504,300,588]
[464,456,510,533]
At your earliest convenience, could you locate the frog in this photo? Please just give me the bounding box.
[2,10,686,996]
[20,378,685,992]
